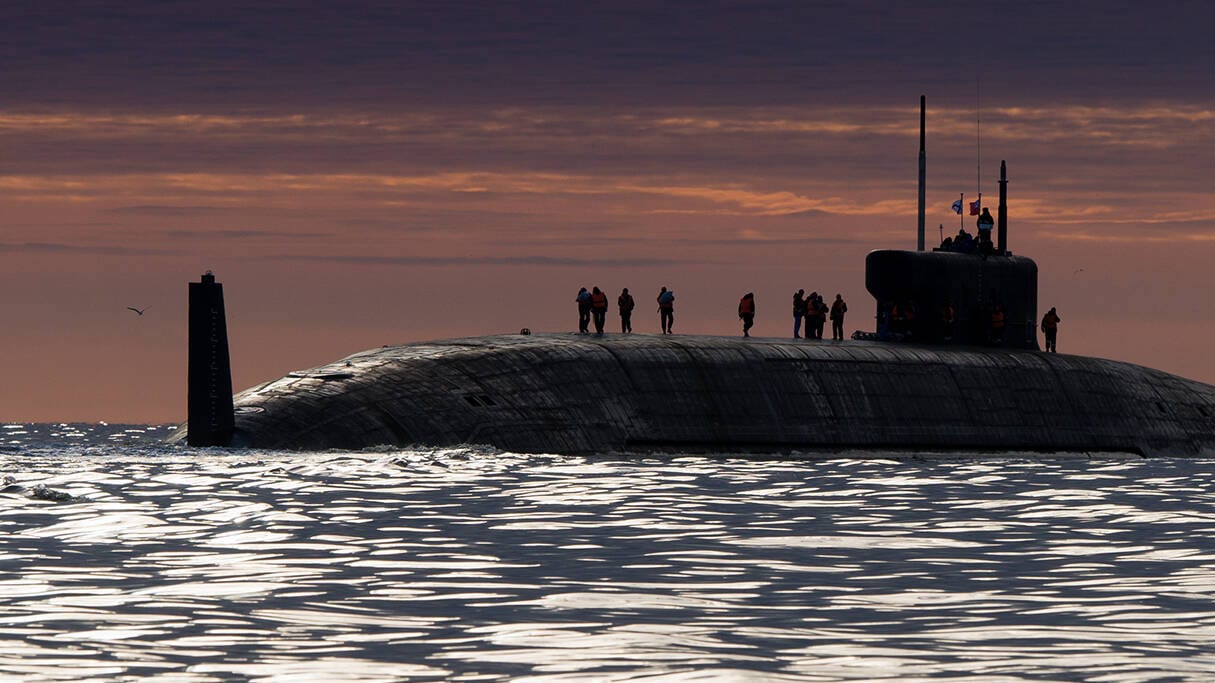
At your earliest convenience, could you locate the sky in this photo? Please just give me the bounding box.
[3,1,1215,423]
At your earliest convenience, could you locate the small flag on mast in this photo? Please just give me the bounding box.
[951,199,963,215]
[969,199,981,216]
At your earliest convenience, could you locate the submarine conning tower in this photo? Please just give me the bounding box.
[867,105,1039,349]
[865,248,1038,348]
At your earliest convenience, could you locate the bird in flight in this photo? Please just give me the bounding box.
[127,306,147,316]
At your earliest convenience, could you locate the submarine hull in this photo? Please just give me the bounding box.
[172,333,1215,458]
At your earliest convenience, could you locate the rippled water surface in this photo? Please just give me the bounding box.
[4,423,1215,681]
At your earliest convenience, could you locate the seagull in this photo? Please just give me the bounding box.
[127,306,147,316]
[1073,268,1085,275]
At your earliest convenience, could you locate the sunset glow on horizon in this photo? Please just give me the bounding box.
[3,2,1214,423]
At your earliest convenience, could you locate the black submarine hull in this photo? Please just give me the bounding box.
[173,333,1215,457]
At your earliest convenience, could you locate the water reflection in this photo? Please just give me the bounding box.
[2,425,1215,680]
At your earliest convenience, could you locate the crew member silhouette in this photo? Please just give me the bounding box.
[738,292,755,337]
[618,288,635,334]
[829,294,847,341]
[575,287,591,334]
[590,286,608,336]
[1041,306,1061,352]
[792,289,805,339]
[657,287,675,334]
[977,208,995,253]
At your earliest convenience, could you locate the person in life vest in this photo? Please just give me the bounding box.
[977,207,995,234]
[804,292,824,340]
[589,286,609,336]
[738,292,756,337]
[939,302,956,342]
[575,287,591,334]
[877,301,891,337]
[618,288,635,334]
[657,286,675,334]
[792,289,805,339]
[829,294,848,341]
[977,208,995,254]
[990,304,1007,345]
[891,301,915,338]
[1041,306,1061,353]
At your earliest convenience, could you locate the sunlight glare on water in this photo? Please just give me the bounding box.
[3,423,1215,681]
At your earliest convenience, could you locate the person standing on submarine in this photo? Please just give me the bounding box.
[590,286,609,336]
[792,289,805,339]
[977,207,995,254]
[830,293,847,341]
[618,288,635,334]
[738,292,756,337]
[1041,306,1061,353]
[657,286,675,334]
[810,293,828,340]
[575,287,591,334]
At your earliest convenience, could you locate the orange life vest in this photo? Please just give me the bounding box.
[590,292,608,309]
[739,297,754,315]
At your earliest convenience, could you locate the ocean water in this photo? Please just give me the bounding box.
[4,424,1215,682]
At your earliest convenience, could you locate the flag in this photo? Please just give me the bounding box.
[951,199,963,215]
[969,199,981,216]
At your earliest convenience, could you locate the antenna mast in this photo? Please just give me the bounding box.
[975,79,982,213]
[917,95,926,251]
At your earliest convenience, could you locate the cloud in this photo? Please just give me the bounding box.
[165,229,332,239]
[1041,232,1215,244]
[270,254,691,268]
[0,241,169,256]
[108,205,242,216]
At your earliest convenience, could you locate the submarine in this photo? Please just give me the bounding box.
[172,98,1215,457]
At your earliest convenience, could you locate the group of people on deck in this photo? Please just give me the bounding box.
[790,290,848,341]
[574,286,669,336]
[573,286,845,339]
[939,207,997,255]
[574,285,1061,351]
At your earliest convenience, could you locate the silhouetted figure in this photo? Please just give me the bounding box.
[1041,306,1061,352]
[955,227,975,253]
[590,286,608,336]
[977,208,995,252]
[830,294,847,340]
[575,287,591,334]
[940,236,954,251]
[738,292,755,337]
[618,288,635,334]
[892,301,916,339]
[792,289,805,339]
[803,292,819,340]
[939,302,956,342]
[814,294,828,339]
[877,301,891,337]
[657,287,675,334]
[990,304,1006,345]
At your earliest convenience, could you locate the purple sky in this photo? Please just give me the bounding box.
[3,1,1214,422]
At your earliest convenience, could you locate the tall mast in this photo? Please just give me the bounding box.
[917,95,926,251]
[975,79,982,213]
[997,160,1008,254]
